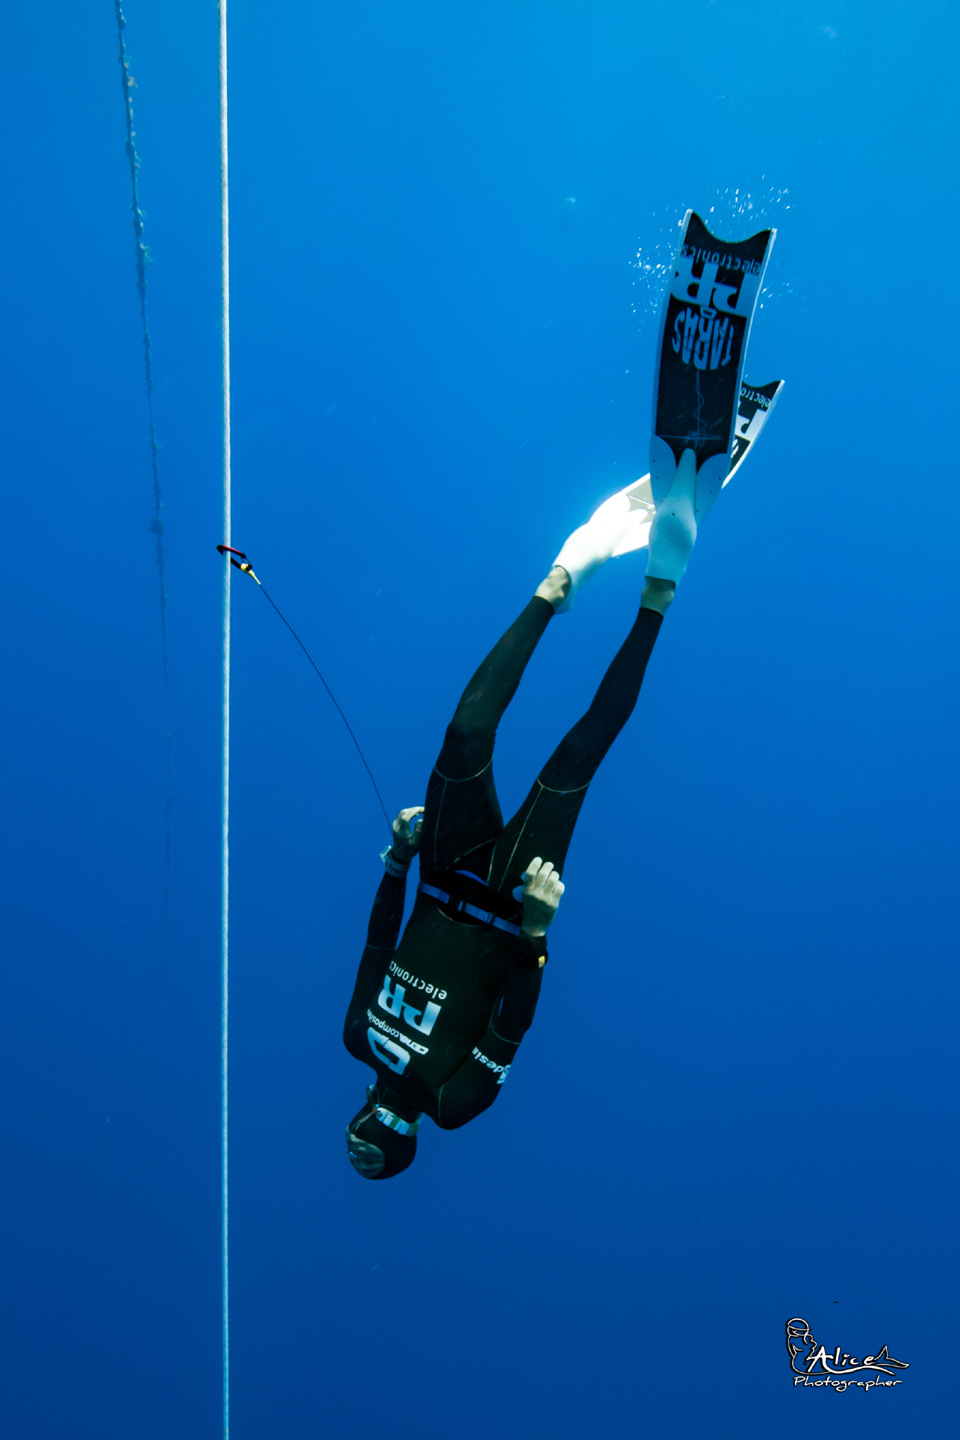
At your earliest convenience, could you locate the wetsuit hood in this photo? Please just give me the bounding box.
[346,1100,417,1180]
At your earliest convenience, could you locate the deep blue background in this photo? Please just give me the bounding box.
[2,1,957,1435]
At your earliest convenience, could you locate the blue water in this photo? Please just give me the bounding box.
[2,2,958,1435]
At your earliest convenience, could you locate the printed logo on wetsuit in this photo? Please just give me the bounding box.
[366,1027,410,1075]
[472,1046,511,1085]
[388,959,447,1000]
[785,1318,909,1393]
[366,1011,424,1076]
[377,975,442,1036]
[366,1009,429,1056]
[366,973,448,1076]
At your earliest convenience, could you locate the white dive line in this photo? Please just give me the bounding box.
[218,2,231,1437]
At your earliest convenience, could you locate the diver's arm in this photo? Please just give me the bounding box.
[365,806,425,949]
[364,868,407,950]
[434,1028,520,1130]
[343,882,401,1055]
[343,810,423,1051]
[434,960,545,1129]
[346,856,407,1020]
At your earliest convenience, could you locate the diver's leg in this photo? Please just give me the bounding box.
[435,583,564,780]
[421,570,569,871]
[487,580,672,891]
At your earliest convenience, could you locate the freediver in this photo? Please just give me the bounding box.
[342,455,709,1179]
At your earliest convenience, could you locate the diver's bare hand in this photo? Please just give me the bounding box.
[520,857,564,938]
[391,806,424,862]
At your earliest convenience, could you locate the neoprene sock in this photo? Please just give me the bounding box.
[553,483,651,612]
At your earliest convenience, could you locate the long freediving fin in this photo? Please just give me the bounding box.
[725,377,784,484]
[649,210,775,523]
[610,376,784,558]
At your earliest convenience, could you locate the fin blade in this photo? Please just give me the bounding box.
[724,378,785,486]
[650,211,776,483]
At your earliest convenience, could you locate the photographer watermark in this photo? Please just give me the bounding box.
[786,1317,909,1392]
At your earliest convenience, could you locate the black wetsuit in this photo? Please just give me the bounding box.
[343,595,663,1129]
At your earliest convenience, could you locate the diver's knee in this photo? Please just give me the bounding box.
[445,713,479,746]
[441,713,491,766]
